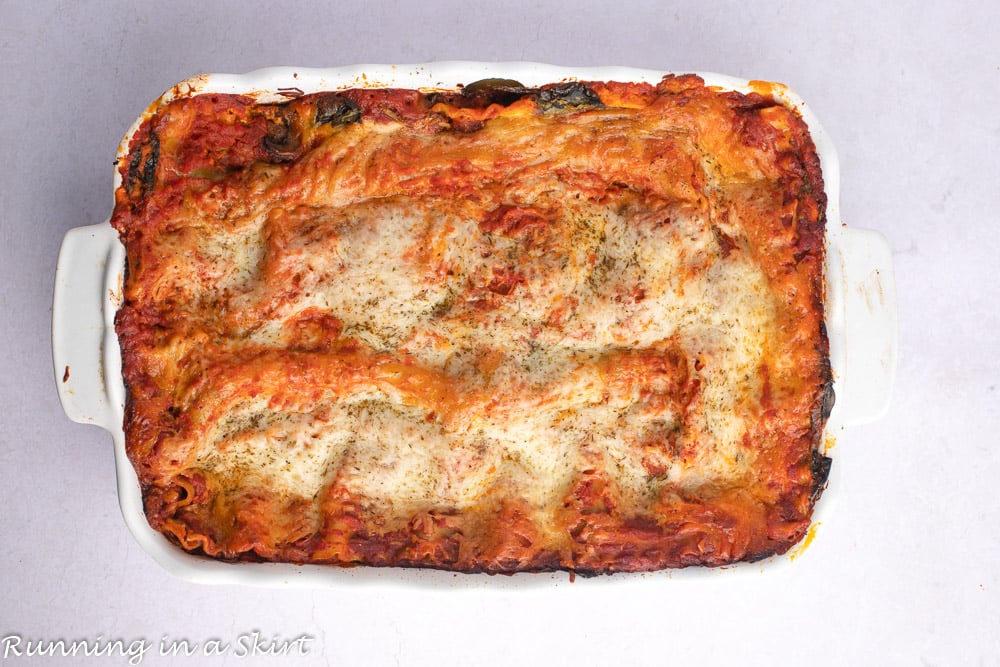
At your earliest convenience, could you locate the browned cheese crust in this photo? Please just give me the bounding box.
[112,75,832,574]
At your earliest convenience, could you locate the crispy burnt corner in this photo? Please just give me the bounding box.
[811,448,833,503]
[810,327,835,503]
[125,127,159,201]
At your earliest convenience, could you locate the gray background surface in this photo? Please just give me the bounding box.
[2,1,998,664]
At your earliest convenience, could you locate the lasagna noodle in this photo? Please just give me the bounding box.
[112,75,832,573]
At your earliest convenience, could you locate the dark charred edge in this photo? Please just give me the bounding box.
[458,78,535,108]
[785,103,828,260]
[810,449,833,503]
[126,146,142,193]
[114,291,138,449]
[819,380,836,423]
[810,321,835,432]
[795,119,828,221]
[447,79,606,113]
[261,111,302,163]
[809,345,834,504]
[143,132,159,191]
[314,93,362,126]
[537,81,605,112]
[126,130,159,200]
[744,547,781,563]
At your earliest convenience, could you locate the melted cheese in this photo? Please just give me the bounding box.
[183,195,771,518]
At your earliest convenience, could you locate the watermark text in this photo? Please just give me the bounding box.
[2,631,314,663]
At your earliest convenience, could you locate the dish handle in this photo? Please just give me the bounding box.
[828,227,898,427]
[52,222,124,432]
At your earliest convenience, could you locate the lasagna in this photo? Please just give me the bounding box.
[112,74,833,574]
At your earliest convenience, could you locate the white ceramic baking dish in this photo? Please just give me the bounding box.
[52,62,897,588]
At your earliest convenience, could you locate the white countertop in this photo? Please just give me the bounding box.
[2,1,998,664]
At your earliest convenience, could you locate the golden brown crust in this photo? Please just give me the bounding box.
[113,75,831,574]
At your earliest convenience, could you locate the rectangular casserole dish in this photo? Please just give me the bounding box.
[53,62,897,587]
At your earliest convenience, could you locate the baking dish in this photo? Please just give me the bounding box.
[53,62,897,588]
